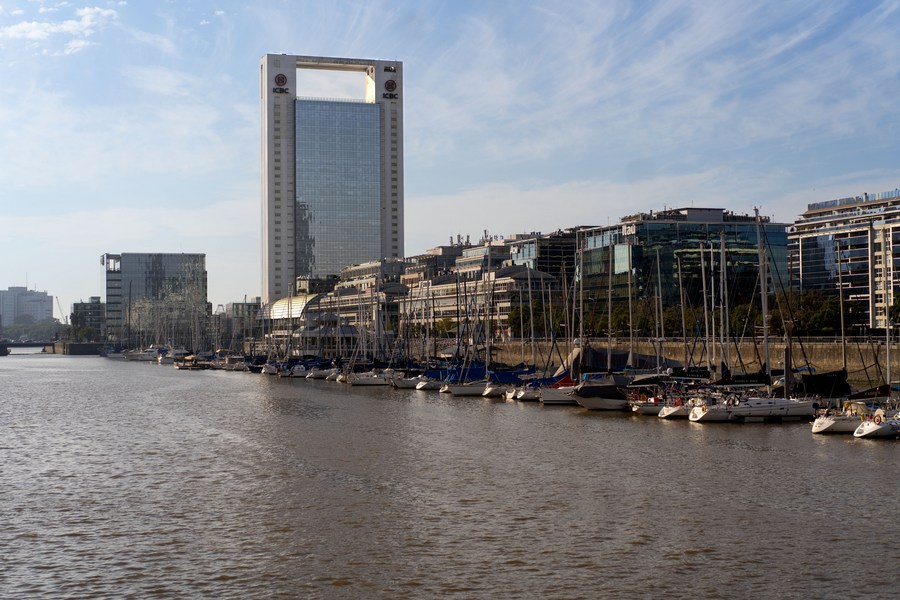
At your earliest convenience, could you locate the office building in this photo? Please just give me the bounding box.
[101,253,208,348]
[71,296,106,340]
[579,208,789,335]
[0,286,54,329]
[789,189,900,329]
[260,53,404,304]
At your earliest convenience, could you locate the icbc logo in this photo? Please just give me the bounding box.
[274,74,287,86]
[384,79,397,92]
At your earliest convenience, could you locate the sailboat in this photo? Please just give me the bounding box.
[573,237,631,410]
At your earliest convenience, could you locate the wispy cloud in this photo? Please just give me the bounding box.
[1,0,899,309]
[126,27,176,54]
[0,6,116,43]
[408,0,900,168]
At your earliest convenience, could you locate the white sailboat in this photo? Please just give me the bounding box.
[812,403,867,434]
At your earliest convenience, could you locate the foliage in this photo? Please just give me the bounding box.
[1,318,61,342]
[432,318,458,337]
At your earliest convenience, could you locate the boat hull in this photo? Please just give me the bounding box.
[811,415,862,434]
[415,379,442,390]
[574,396,629,410]
[632,401,664,415]
[442,382,488,396]
[541,386,577,405]
[689,405,733,422]
[658,404,692,419]
[729,398,816,422]
[853,417,900,438]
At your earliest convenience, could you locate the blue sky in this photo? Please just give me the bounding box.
[1,0,899,318]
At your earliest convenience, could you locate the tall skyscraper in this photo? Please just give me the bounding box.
[260,54,404,304]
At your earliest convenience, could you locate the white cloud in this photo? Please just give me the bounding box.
[62,37,91,54]
[0,5,116,44]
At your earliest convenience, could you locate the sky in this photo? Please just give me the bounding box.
[2,0,899,320]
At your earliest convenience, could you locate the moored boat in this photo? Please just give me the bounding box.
[853,409,900,438]
[812,401,870,434]
[729,395,817,422]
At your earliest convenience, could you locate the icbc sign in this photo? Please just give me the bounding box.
[273,73,289,94]
[382,79,398,99]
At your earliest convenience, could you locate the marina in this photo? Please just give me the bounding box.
[1,353,897,599]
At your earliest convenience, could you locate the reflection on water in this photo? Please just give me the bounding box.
[0,355,896,599]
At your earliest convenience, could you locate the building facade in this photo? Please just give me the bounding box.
[260,53,404,304]
[101,253,208,349]
[579,208,789,337]
[71,296,105,340]
[0,286,54,329]
[506,228,584,287]
[789,189,900,329]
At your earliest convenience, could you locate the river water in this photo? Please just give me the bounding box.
[1,354,897,599]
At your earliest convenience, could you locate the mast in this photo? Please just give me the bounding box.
[709,243,717,374]
[700,243,710,374]
[527,265,536,369]
[836,238,847,370]
[720,230,731,372]
[485,242,492,373]
[676,255,689,367]
[578,230,584,345]
[883,226,890,387]
[755,208,771,381]
[627,240,634,367]
[607,240,613,372]
[655,247,664,373]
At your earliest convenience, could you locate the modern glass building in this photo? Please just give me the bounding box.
[295,99,382,278]
[579,208,788,335]
[260,54,404,304]
[101,253,208,348]
[789,189,900,329]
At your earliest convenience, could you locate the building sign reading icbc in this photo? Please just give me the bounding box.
[382,79,398,99]
[273,73,290,94]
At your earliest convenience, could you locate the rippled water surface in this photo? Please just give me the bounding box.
[1,354,897,599]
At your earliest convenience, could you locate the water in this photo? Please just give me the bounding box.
[1,354,897,599]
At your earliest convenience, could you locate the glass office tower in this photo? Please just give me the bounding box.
[260,54,404,304]
[295,99,381,278]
